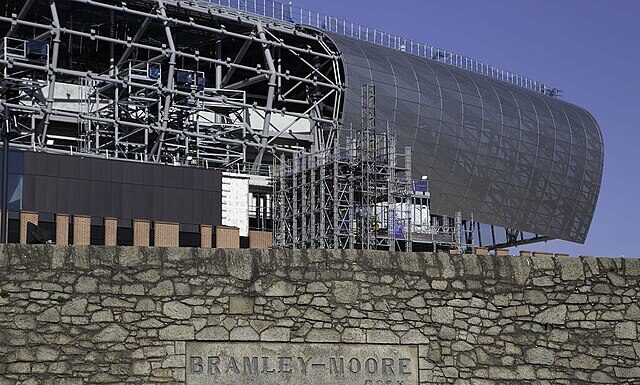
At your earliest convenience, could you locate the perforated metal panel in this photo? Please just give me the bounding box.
[328,33,604,243]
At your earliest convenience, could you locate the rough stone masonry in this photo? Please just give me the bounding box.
[0,244,639,384]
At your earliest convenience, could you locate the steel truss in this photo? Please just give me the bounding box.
[0,0,344,169]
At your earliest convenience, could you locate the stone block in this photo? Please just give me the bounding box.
[260,327,291,341]
[306,328,341,342]
[525,347,556,365]
[534,305,567,325]
[341,328,367,343]
[559,257,585,281]
[159,325,195,340]
[229,295,254,315]
[332,281,359,304]
[75,276,98,293]
[93,324,129,343]
[61,298,88,316]
[367,329,399,344]
[615,321,637,340]
[36,307,60,323]
[306,282,329,293]
[230,326,259,341]
[163,301,192,320]
[195,326,229,341]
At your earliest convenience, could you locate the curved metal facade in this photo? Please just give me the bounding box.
[328,33,604,243]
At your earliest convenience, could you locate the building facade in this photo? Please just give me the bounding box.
[0,0,603,249]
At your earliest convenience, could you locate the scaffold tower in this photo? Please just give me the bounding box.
[273,84,414,251]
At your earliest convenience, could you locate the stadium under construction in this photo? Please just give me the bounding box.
[0,0,604,251]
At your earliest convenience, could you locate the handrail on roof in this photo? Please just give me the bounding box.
[200,0,561,97]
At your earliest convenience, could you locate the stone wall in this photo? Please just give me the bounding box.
[0,245,639,384]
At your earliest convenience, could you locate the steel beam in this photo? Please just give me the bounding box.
[252,22,278,169]
[38,0,61,148]
[221,37,253,86]
[116,16,152,67]
[6,0,36,38]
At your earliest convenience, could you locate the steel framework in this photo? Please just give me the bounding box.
[203,0,560,96]
[0,0,344,169]
[272,127,414,251]
[273,85,474,251]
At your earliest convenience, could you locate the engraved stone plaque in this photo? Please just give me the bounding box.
[186,342,419,385]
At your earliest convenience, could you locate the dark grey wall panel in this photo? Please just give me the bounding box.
[328,33,604,243]
[21,152,223,226]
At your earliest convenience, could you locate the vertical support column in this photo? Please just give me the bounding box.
[253,22,277,169]
[104,217,117,246]
[388,130,396,252]
[154,221,179,247]
[309,154,316,248]
[0,132,8,244]
[277,165,286,248]
[249,230,272,249]
[0,211,7,243]
[133,220,150,246]
[19,211,38,244]
[39,0,61,147]
[332,142,339,248]
[215,40,222,88]
[292,155,298,248]
[319,154,326,248]
[73,215,91,246]
[56,213,69,245]
[303,158,309,248]
[200,224,212,248]
[152,0,176,159]
[215,226,239,249]
[404,146,412,253]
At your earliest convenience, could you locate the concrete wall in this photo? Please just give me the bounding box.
[0,245,639,384]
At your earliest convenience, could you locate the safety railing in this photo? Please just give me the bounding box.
[200,0,560,96]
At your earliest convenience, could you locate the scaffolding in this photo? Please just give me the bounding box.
[80,59,250,167]
[273,84,475,251]
[272,134,476,251]
[273,128,413,251]
[0,0,344,169]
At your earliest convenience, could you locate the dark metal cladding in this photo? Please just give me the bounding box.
[327,33,604,243]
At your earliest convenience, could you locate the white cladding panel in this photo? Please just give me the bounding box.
[248,110,311,134]
[222,173,249,236]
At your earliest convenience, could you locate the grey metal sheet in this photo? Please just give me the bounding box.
[19,152,224,227]
[328,33,604,243]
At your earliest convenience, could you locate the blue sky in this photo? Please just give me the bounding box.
[293,0,640,257]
